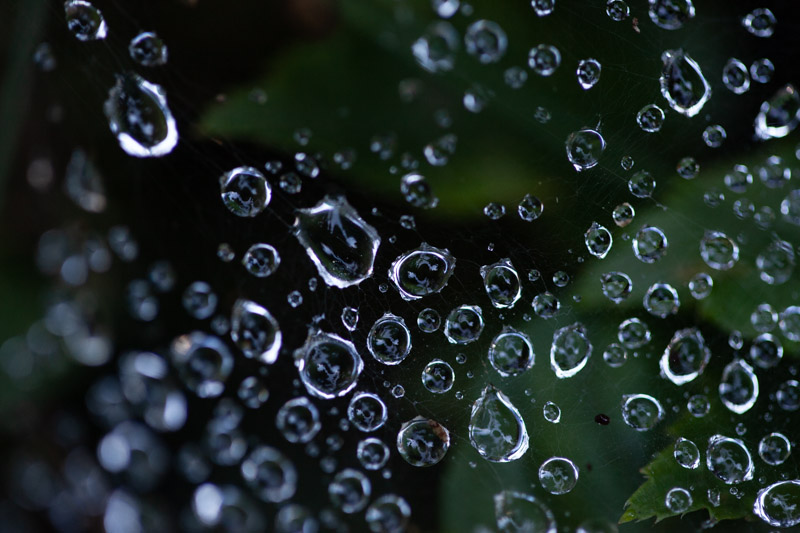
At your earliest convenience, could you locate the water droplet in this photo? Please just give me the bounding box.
[759,432,791,466]
[341,307,359,331]
[241,446,297,502]
[755,84,800,140]
[687,394,710,417]
[660,328,710,385]
[170,332,232,398]
[742,8,776,38]
[676,156,699,179]
[649,0,694,29]
[538,457,579,495]
[722,58,750,94]
[584,222,613,259]
[347,392,388,432]
[600,271,632,303]
[659,49,711,117]
[778,380,800,411]
[756,239,795,285]
[444,305,484,344]
[489,327,535,377]
[703,124,726,147]
[528,44,561,76]
[576,59,601,90]
[103,73,178,157]
[531,0,555,16]
[699,231,739,270]
[566,129,605,171]
[665,487,692,513]
[129,32,168,67]
[396,417,450,467]
[219,166,270,217]
[606,0,630,21]
[637,104,665,133]
[493,493,559,533]
[706,435,754,484]
[749,333,783,369]
[421,359,454,394]
[367,313,412,365]
[633,225,668,263]
[366,495,411,532]
[276,397,321,443]
[389,243,456,300]
[780,306,800,340]
[603,343,627,368]
[481,259,522,308]
[294,330,363,399]
[412,22,459,73]
[468,385,529,463]
[328,469,371,514]
[550,323,592,378]
[464,20,507,64]
[719,359,759,414]
[532,291,560,318]
[294,196,380,288]
[621,394,664,431]
[504,66,528,89]
[230,299,281,364]
[618,318,651,349]
[424,133,457,165]
[238,376,268,408]
[628,170,655,198]
[688,272,713,299]
[612,203,635,227]
[674,437,700,469]
[65,1,107,41]
[543,401,561,423]
[643,282,680,318]
[750,58,775,83]
[358,438,390,470]
[754,480,800,528]
[242,243,280,278]
[518,194,544,221]
[751,303,778,332]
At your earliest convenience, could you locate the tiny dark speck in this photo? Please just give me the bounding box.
[595,413,610,425]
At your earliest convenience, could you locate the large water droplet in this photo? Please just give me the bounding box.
[659,49,711,117]
[584,222,613,259]
[488,327,535,377]
[754,84,800,140]
[389,243,456,300]
[294,330,363,399]
[365,495,411,533]
[576,59,601,90]
[469,385,529,462]
[444,304,484,344]
[756,239,795,285]
[566,129,605,171]
[754,480,800,528]
[648,0,695,30]
[660,328,710,385]
[103,73,178,158]
[329,469,371,514]
[633,225,668,263]
[643,282,680,318]
[230,299,281,364]
[65,0,107,41]
[718,359,759,414]
[621,394,664,431]
[550,323,592,378]
[494,491,557,533]
[706,435,754,484]
[347,392,388,432]
[538,457,579,495]
[396,417,450,467]
[293,196,380,288]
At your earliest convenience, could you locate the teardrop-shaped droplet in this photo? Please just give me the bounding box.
[469,385,529,462]
[396,416,450,467]
[293,196,380,288]
[230,299,282,364]
[659,49,711,117]
[754,480,800,528]
[584,222,612,258]
[294,330,363,399]
[660,328,710,385]
[103,73,178,158]
[389,243,456,300]
[718,359,758,414]
[755,84,800,140]
[550,323,592,378]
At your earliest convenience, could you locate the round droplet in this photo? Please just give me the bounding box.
[129,32,168,67]
[687,394,710,417]
[755,84,800,140]
[65,1,107,41]
[676,156,699,179]
[397,417,450,467]
[444,305,484,344]
[637,104,665,133]
[294,331,363,400]
[699,231,739,271]
[703,124,727,147]
[585,222,613,259]
[649,0,694,30]
[276,397,321,443]
[750,58,775,84]
[484,202,506,220]
[170,332,233,398]
[532,292,560,318]
[365,495,411,533]
[220,167,270,217]
[603,343,627,368]
[722,58,750,94]
[780,306,800,341]
[389,243,456,300]
[182,281,217,320]
[618,318,651,349]
[104,73,178,158]
[665,487,692,513]
[347,392,388,432]
[621,394,664,431]
[464,20,507,64]
[749,333,783,369]
[241,446,296,502]
[550,323,592,378]
[600,271,632,303]
[412,22,459,73]
[341,307,359,331]
[543,401,561,423]
[742,8,776,38]
[660,328,710,385]
[528,44,561,76]
[606,0,630,21]
[242,243,280,278]
[328,469,371,514]
[643,282,679,318]
[660,49,711,117]
[759,432,791,466]
[674,438,700,469]
[417,308,441,333]
[469,385,529,462]
[612,202,635,227]
[358,438,390,471]
[719,360,758,414]
[230,299,282,364]
[538,457,579,495]
[688,273,712,299]
[756,239,795,285]
[706,435,754,484]
[489,327,535,377]
[633,226,668,263]
[628,170,655,198]
[777,380,800,411]
[576,59,601,90]
[481,259,522,308]
[751,303,778,332]
[421,359,454,394]
[367,313,412,365]
[518,194,544,221]
[566,129,605,171]
[494,491,556,533]
[754,480,800,528]
[531,0,555,16]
